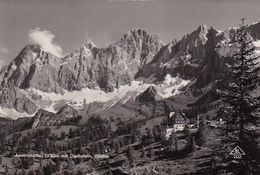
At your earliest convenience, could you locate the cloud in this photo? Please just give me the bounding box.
[28,28,63,57]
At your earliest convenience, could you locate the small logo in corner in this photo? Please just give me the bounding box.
[230,146,245,159]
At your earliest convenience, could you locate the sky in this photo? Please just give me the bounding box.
[1,0,260,67]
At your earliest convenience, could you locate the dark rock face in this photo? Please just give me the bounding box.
[248,22,260,40]
[56,105,79,120]
[0,44,62,92]
[0,29,162,114]
[32,105,79,127]
[138,25,229,87]
[0,87,37,114]
[1,22,260,115]
[0,29,162,93]
[138,25,210,80]
[57,29,163,92]
[32,109,55,127]
[138,23,260,89]
[136,86,162,102]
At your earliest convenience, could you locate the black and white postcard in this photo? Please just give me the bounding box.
[0,0,259,174]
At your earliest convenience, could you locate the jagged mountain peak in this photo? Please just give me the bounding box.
[0,42,63,93]
[13,44,60,65]
[189,24,208,37]
[56,104,77,114]
[208,26,220,33]
[193,24,209,42]
[119,28,163,46]
[179,24,210,47]
[63,40,96,61]
[136,86,162,103]
[13,44,41,63]
[82,40,96,49]
[248,21,260,40]
[127,28,149,36]
[197,24,208,33]
[127,28,160,39]
[2,22,260,117]
[22,44,41,53]
[144,86,158,95]
[21,44,60,57]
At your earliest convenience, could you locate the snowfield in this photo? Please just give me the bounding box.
[253,40,260,61]
[158,74,190,98]
[27,80,150,113]
[0,74,190,119]
[253,40,260,48]
[0,107,35,119]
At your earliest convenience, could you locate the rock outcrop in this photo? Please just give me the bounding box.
[57,29,163,92]
[0,44,62,93]
[138,22,260,89]
[0,29,163,114]
[32,105,79,127]
[1,22,260,115]
[136,86,162,103]
[0,87,37,114]
[0,29,162,93]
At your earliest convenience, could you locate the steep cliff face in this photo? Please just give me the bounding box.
[138,22,260,89]
[0,87,38,114]
[57,29,163,92]
[0,29,163,93]
[0,44,62,92]
[192,22,260,90]
[0,22,259,116]
[0,45,62,114]
[248,22,260,40]
[136,86,162,102]
[138,25,210,80]
[0,29,163,114]
[32,105,79,127]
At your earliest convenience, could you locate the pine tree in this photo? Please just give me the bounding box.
[83,98,87,110]
[116,76,120,89]
[68,128,74,138]
[195,119,205,146]
[168,132,177,151]
[148,144,155,160]
[219,18,260,174]
[114,141,120,153]
[95,142,101,154]
[174,135,178,151]
[126,146,135,166]
[140,146,147,161]
[146,128,154,144]
[222,20,259,140]
[99,141,105,154]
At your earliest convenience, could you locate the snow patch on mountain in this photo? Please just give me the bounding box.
[253,40,260,47]
[27,81,151,113]
[0,107,35,119]
[158,74,191,98]
[22,74,190,114]
[0,75,190,119]
[253,40,260,56]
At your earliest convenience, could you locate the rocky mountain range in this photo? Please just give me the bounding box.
[0,22,260,120]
